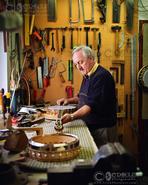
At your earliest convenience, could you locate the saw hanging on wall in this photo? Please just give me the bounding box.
[69,0,80,24]
[81,0,94,24]
[125,0,134,30]
[113,0,120,23]
[47,0,57,21]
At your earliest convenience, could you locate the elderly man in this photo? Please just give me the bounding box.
[57,45,117,148]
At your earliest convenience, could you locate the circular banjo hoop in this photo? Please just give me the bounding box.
[28,133,80,162]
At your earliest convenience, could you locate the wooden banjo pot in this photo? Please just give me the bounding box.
[28,133,80,162]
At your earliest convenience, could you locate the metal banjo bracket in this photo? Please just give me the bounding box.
[54,110,64,133]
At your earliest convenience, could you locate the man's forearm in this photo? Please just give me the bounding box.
[71,105,91,120]
[67,96,79,104]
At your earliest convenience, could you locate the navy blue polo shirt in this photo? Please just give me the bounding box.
[78,65,117,129]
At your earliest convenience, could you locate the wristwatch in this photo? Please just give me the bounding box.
[70,114,74,121]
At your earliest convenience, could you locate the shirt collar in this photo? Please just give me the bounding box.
[87,62,99,76]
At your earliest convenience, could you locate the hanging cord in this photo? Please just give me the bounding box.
[10,53,28,110]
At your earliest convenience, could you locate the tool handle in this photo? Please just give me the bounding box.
[97,32,101,63]
[86,31,88,46]
[115,30,120,56]
[46,29,50,45]
[62,35,65,49]
[59,72,65,83]
[51,32,54,48]
[71,31,73,49]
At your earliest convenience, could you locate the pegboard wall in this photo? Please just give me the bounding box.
[23,0,138,126]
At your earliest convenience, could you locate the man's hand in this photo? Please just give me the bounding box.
[56,98,68,105]
[61,113,72,124]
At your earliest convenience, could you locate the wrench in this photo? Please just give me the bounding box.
[51,32,55,51]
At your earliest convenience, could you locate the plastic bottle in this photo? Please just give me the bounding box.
[6,92,11,113]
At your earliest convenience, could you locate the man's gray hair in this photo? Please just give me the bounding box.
[72,45,95,60]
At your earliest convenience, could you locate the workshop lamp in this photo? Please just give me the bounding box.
[0,10,23,31]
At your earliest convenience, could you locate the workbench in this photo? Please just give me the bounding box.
[0,119,98,185]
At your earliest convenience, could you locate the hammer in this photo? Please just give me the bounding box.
[70,27,74,49]
[111,25,121,56]
[91,28,99,50]
[84,27,90,46]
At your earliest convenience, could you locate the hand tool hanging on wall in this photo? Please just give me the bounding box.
[61,27,67,52]
[69,0,80,24]
[29,0,38,35]
[65,86,73,98]
[81,0,94,24]
[84,27,90,46]
[37,66,43,89]
[96,0,106,24]
[51,32,55,51]
[3,31,7,52]
[125,0,134,30]
[120,63,124,84]
[24,0,30,46]
[40,29,48,49]
[43,57,49,87]
[111,25,121,56]
[76,27,82,45]
[10,53,28,113]
[97,32,101,63]
[130,36,137,124]
[59,64,66,83]
[46,28,52,46]
[15,32,21,75]
[118,31,125,50]
[49,57,57,78]
[112,60,125,85]
[26,49,34,69]
[112,0,121,23]
[110,67,119,83]
[55,29,60,53]
[37,57,44,89]
[31,27,43,52]
[33,27,42,41]
[70,27,74,49]
[39,57,44,76]
[68,60,73,83]
[91,28,99,50]
[47,0,57,21]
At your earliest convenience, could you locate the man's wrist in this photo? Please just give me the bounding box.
[70,114,74,121]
